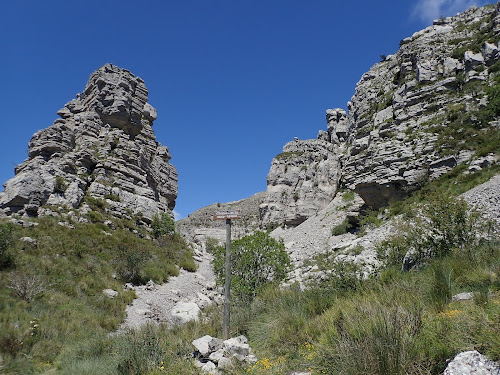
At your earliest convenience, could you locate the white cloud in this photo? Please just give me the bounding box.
[412,0,489,23]
[173,210,183,221]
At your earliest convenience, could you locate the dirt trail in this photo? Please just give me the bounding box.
[119,247,218,331]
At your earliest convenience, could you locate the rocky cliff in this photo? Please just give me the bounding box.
[343,3,500,208]
[259,139,341,229]
[0,64,177,222]
[260,3,500,229]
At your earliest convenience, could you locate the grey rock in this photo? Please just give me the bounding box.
[208,348,225,363]
[259,139,341,229]
[0,64,177,222]
[171,302,200,325]
[192,335,223,357]
[199,361,217,374]
[223,335,251,357]
[103,289,119,298]
[452,292,475,302]
[337,4,500,209]
[20,237,37,245]
[444,351,500,375]
[217,357,233,370]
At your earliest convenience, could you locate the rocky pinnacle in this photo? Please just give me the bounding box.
[0,64,178,222]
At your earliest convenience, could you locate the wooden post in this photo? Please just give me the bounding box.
[223,218,231,339]
[213,210,241,340]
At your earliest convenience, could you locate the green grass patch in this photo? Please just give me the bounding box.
[0,215,193,372]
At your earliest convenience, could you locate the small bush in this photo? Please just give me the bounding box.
[331,219,352,236]
[54,176,68,194]
[0,222,15,269]
[116,246,149,284]
[317,300,423,375]
[342,191,355,201]
[313,260,363,295]
[7,272,49,302]
[212,231,290,303]
[104,194,120,202]
[116,325,165,375]
[205,237,220,254]
[151,212,175,239]
[378,194,482,269]
[87,210,106,223]
[84,195,108,211]
[179,251,197,272]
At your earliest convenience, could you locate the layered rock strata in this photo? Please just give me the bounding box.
[259,139,341,229]
[0,64,177,222]
[260,3,500,230]
[343,3,500,208]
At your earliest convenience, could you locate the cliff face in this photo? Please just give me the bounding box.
[259,139,341,229]
[343,3,500,208]
[0,64,177,222]
[260,3,500,228]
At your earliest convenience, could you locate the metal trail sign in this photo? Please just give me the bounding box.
[213,209,241,339]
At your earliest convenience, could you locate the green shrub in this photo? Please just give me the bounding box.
[205,237,220,254]
[104,194,121,202]
[87,210,106,223]
[313,260,363,295]
[84,195,108,211]
[179,251,197,272]
[54,176,68,194]
[331,218,352,236]
[212,231,290,303]
[317,300,423,375]
[151,212,175,239]
[116,325,165,375]
[378,194,482,269]
[342,190,355,201]
[0,222,15,269]
[428,263,452,312]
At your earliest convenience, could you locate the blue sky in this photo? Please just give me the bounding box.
[0,0,493,220]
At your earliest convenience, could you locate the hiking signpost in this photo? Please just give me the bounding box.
[213,209,241,339]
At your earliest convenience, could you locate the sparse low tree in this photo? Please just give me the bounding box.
[151,212,175,239]
[212,231,290,303]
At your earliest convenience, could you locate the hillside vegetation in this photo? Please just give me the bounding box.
[0,211,196,374]
[0,166,498,374]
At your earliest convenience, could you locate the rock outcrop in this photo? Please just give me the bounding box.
[259,139,341,229]
[0,64,177,222]
[192,335,257,373]
[260,3,500,231]
[342,4,500,208]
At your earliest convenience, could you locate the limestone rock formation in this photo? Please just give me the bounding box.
[0,64,177,222]
[342,4,500,208]
[259,3,500,233]
[259,139,341,229]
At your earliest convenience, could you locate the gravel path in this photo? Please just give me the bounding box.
[119,247,218,331]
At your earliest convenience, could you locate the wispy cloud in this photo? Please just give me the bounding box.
[173,210,182,221]
[412,0,490,23]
